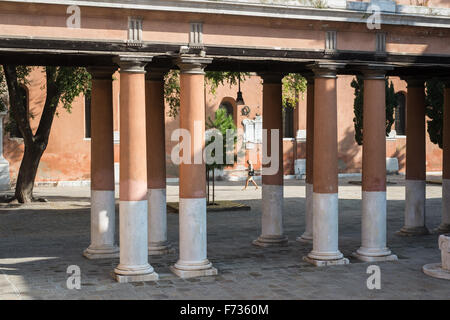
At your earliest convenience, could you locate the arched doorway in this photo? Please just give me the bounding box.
[219,100,234,121]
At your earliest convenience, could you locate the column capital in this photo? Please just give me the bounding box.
[145,67,169,81]
[359,64,393,80]
[307,62,345,79]
[114,55,153,73]
[175,55,212,75]
[258,72,285,84]
[87,66,117,80]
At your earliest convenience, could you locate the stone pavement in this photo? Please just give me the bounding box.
[0,176,449,300]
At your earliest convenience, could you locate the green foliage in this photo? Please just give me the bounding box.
[205,71,249,96]
[0,66,91,128]
[0,65,30,113]
[43,66,91,115]
[164,70,250,118]
[205,107,237,171]
[164,70,181,118]
[351,76,398,146]
[0,66,7,113]
[282,73,307,109]
[164,71,306,118]
[1,66,32,135]
[425,79,444,149]
[309,0,328,9]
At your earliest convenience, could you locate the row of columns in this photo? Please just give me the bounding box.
[84,56,450,283]
[84,55,217,282]
[397,79,450,235]
[293,64,398,265]
[299,68,450,258]
[254,63,397,265]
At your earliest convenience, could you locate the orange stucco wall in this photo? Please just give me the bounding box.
[3,71,443,183]
[4,67,91,183]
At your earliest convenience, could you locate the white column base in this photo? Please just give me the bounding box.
[353,252,398,262]
[304,192,348,266]
[171,198,217,278]
[436,179,450,233]
[84,190,119,259]
[398,180,429,236]
[149,241,173,255]
[297,183,313,243]
[170,265,218,279]
[253,235,288,247]
[254,184,288,247]
[303,255,349,267]
[148,188,172,255]
[83,247,119,260]
[114,200,158,283]
[355,191,397,262]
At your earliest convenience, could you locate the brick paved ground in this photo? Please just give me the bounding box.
[0,176,448,300]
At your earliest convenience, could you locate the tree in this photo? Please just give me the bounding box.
[282,73,307,109]
[425,79,444,149]
[205,108,237,205]
[351,77,397,145]
[0,65,91,203]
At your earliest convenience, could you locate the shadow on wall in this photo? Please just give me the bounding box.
[338,126,362,173]
[392,143,406,173]
[4,138,24,185]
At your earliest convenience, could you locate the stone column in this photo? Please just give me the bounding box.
[297,74,314,243]
[398,79,429,236]
[303,63,349,266]
[422,234,450,280]
[253,73,288,247]
[145,68,171,255]
[113,56,158,283]
[170,55,218,278]
[83,67,119,259]
[0,112,11,191]
[438,81,450,233]
[354,68,397,262]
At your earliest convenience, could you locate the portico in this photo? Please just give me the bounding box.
[1,0,450,284]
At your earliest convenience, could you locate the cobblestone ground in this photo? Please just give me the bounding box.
[0,176,449,300]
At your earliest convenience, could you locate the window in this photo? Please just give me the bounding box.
[283,106,294,138]
[219,101,234,120]
[395,92,406,136]
[243,116,262,144]
[84,95,91,138]
[10,86,28,138]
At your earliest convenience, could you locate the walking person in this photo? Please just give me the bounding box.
[242,160,259,190]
